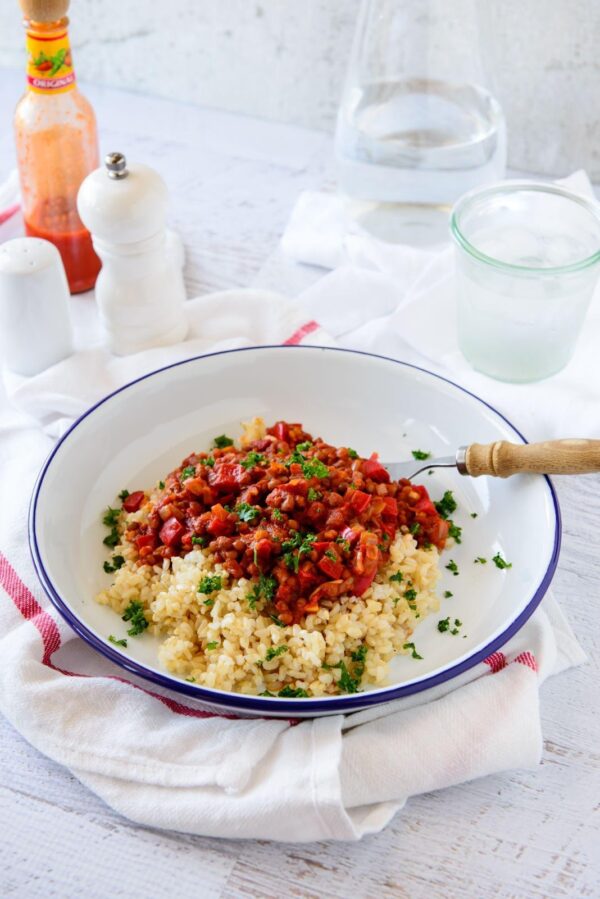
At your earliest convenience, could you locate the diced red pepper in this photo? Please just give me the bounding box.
[352,570,377,596]
[135,532,157,551]
[206,516,230,536]
[208,463,243,490]
[318,556,343,579]
[273,421,289,442]
[159,516,185,547]
[122,490,145,513]
[362,454,390,483]
[412,484,437,516]
[349,489,371,514]
[298,562,319,590]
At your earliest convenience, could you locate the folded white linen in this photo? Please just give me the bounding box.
[0,172,588,841]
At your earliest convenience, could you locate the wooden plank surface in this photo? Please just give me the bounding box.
[0,70,598,898]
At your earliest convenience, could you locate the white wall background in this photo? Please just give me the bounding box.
[0,0,598,179]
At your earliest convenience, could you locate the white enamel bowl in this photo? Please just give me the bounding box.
[30,346,560,718]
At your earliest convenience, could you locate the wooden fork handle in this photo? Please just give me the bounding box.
[464,439,600,478]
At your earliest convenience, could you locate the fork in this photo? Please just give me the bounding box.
[384,438,600,481]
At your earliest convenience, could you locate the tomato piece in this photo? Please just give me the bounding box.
[159,516,185,547]
[208,463,243,490]
[312,541,332,553]
[318,556,343,579]
[135,533,156,551]
[362,454,390,483]
[381,496,398,520]
[206,516,230,536]
[122,490,145,513]
[349,489,371,514]
[255,537,275,562]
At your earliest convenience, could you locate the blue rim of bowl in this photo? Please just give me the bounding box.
[29,345,561,715]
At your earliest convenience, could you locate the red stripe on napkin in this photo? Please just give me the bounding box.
[0,552,299,723]
[484,651,507,673]
[514,651,538,672]
[0,553,61,665]
[283,320,319,345]
[0,552,234,719]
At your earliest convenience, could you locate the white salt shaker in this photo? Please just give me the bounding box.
[77,152,188,356]
[0,237,74,376]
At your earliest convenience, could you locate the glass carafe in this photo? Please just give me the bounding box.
[335,0,506,243]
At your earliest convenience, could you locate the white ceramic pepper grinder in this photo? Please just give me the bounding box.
[77,152,188,355]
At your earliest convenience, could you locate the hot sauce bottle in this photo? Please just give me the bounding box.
[14,0,101,293]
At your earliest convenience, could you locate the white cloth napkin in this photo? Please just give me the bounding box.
[0,179,589,841]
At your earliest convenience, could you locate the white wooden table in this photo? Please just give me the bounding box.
[0,69,599,899]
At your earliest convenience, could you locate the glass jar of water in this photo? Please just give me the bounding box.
[335,0,506,242]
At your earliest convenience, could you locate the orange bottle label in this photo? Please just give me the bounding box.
[26,31,75,94]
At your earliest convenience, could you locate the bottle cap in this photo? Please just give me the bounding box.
[77,152,169,246]
[0,238,73,376]
[19,0,70,22]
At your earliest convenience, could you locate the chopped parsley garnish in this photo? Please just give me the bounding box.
[445,559,459,575]
[470,512,478,518]
[474,557,487,564]
[278,686,308,698]
[241,451,266,469]
[213,435,234,448]
[247,587,259,610]
[448,521,462,543]
[118,489,129,502]
[121,600,149,636]
[272,508,283,521]
[307,487,321,502]
[347,448,358,459]
[443,590,453,598]
[389,571,404,583]
[103,528,120,548]
[199,457,215,467]
[102,507,120,528]
[185,676,196,683]
[296,441,312,452]
[236,502,260,523]
[191,535,207,546]
[335,537,351,553]
[404,588,417,602]
[198,575,222,594]
[435,490,457,520]
[259,573,277,600]
[410,522,421,535]
[282,531,316,571]
[324,645,367,694]
[270,614,285,627]
[204,599,214,607]
[403,642,423,660]
[103,555,125,574]
[301,458,329,479]
[412,449,431,460]
[181,465,196,480]
[108,635,127,647]
[158,480,165,489]
[264,645,288,662]
[324,549,338,562]
[206,642,218,650]
[438,617,463,635]
[260,690,275,697]
[492,552,512,570]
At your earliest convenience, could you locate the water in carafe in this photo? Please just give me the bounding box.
[336,77,506,206]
